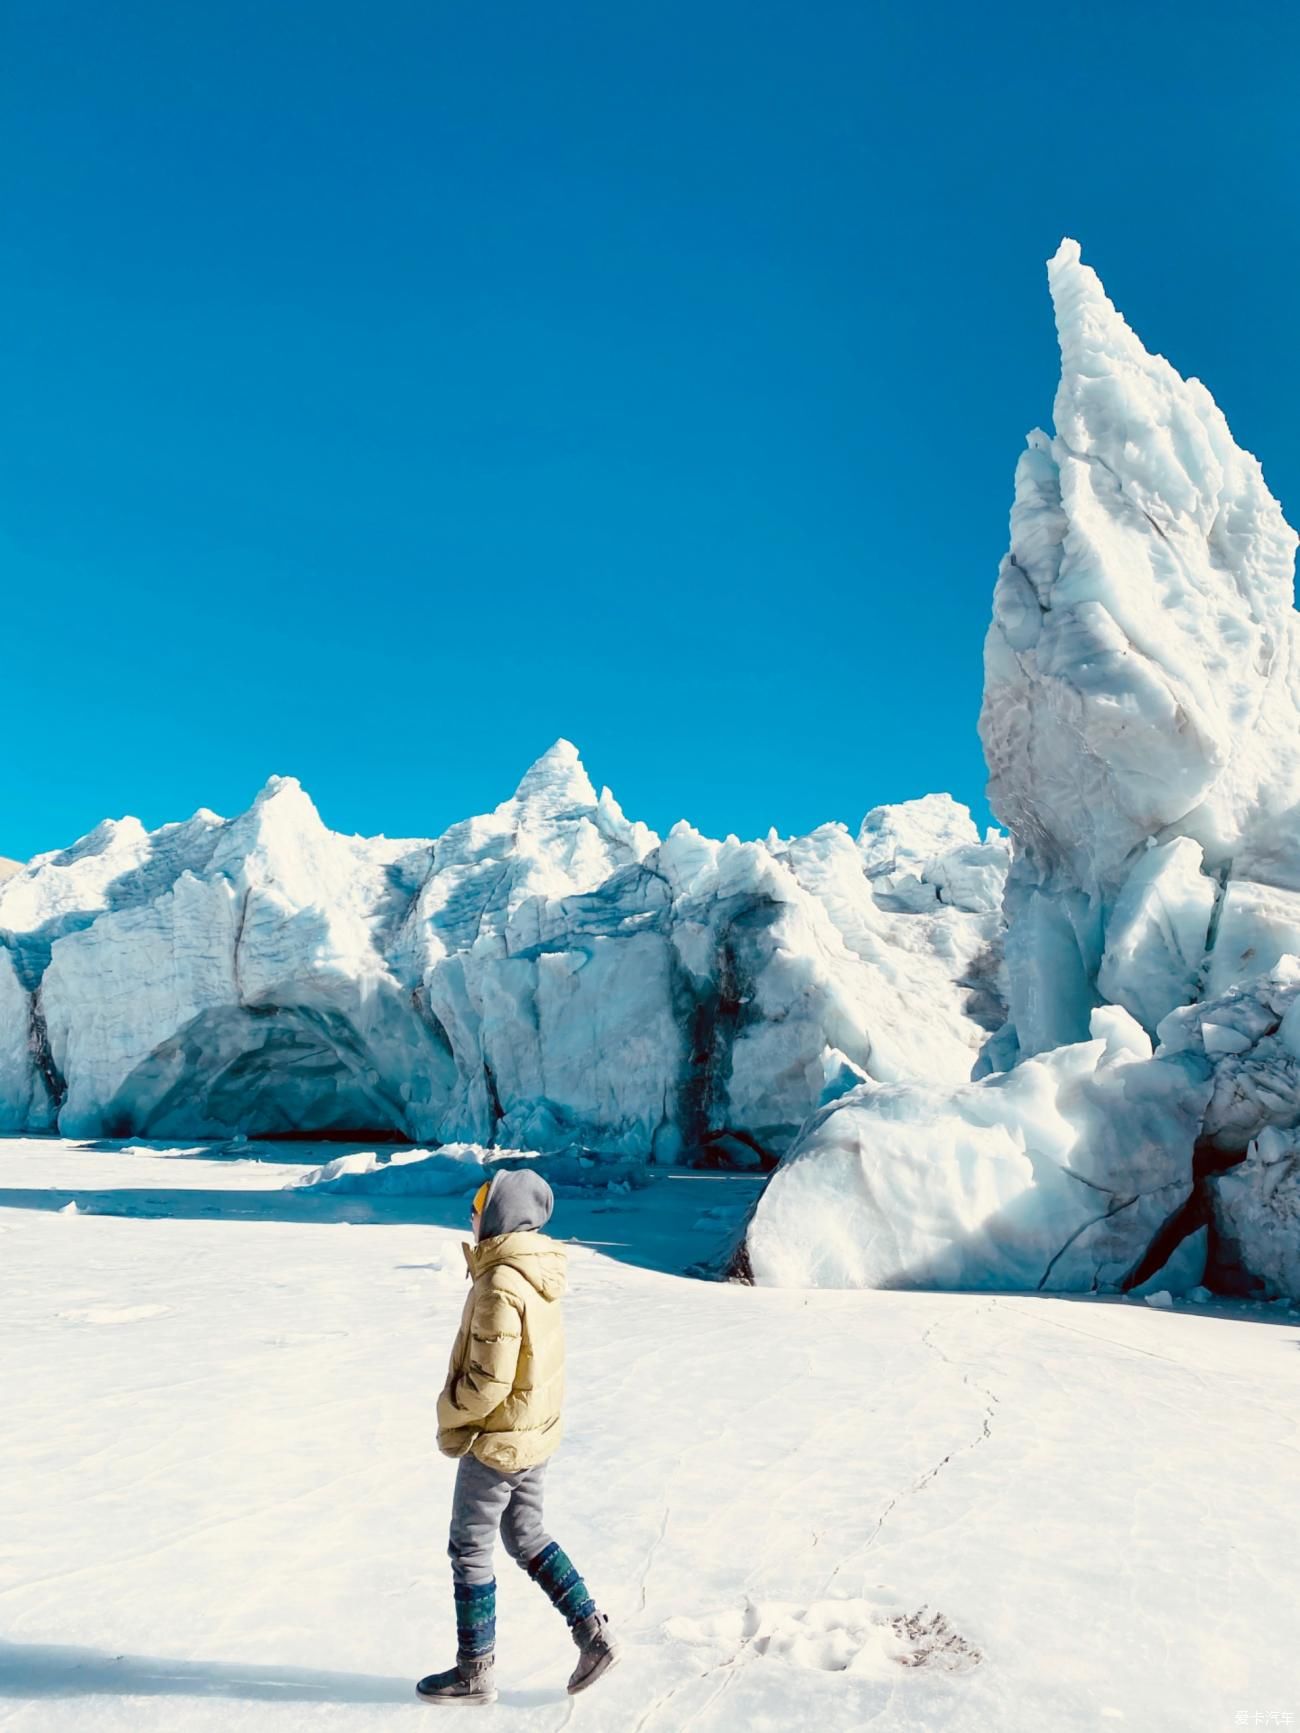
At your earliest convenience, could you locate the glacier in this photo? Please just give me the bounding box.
[7,239,1300,1300]
[742,240,1300,1298]
[0,746,1007,1168]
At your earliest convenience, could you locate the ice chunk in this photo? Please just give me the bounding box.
[1205,879,1300,999]
[1201,1022,1253,1057]
[1210,1127,1300,1299]
[1277,994,1300,1060]
[1088,1003,1152,1062]
[1096,839,1217,1033]
[1127,1226,1208,1300]
[291,1141,653,1197]
[858,796,1009,915]
[818,1046,870,1107]
[1001,883,1102,1058]
[292,1143,487,1197]
[923,839,1010,916]
[858,793,980,874]
[742,1034,1209,1291]
[1156,964,1300,1152]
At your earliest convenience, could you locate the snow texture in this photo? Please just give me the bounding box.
[0,750,1006,1171]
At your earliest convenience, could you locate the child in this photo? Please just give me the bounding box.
[417,1168,620,1706]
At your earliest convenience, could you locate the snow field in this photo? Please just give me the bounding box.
[1,1140,1297,1731]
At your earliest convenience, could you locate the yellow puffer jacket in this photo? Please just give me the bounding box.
[436,1230,567,1472]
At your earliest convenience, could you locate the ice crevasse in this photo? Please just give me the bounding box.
[743,240,1300,1298]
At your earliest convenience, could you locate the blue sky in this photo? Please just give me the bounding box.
[3,1,1298,860]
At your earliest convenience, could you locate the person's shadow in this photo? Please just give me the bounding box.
[0,1640,563,1709]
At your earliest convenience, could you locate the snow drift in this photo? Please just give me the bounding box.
[744,241,1300,1298]
[0,748,1006,1167]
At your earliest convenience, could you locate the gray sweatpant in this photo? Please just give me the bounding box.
[448,1453,553,1587]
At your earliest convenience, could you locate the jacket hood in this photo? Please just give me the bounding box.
[465,1231,567,1300]
[480,1168,554,1239]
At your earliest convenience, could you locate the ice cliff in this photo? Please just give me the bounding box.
[0,747,1007,1164]
[985,239,1300,1059]
[744,241,1300,1299]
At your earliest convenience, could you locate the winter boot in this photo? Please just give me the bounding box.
[416,1579,498,1706]
[567,1609,621,1695]
[525,1542,619,1693]
[415,1654,496,1706]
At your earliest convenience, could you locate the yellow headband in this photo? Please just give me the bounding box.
[472,1180,491,1216]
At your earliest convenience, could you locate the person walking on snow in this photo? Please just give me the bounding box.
[417,1168,620,1706]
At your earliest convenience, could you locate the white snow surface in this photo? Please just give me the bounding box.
[0,749,1005,1168]
[1,1138,1296,1732]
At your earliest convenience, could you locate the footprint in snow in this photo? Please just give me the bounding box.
[665,1596,981,1677]
[886,1606,983,1672]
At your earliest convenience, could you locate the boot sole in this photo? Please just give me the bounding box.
[416,1689,498,1706]
[567,1647,622,1695]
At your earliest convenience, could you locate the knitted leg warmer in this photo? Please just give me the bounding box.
[453,1579,497,1659]
[526,1541,596,1629]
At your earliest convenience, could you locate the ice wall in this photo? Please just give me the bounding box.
[0,747,1006,1159]
[983,239,1300,1058]
[743,241,1300,1296]
[744,1009,1209,1292]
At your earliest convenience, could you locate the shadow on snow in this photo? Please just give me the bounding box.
[0,1638,564,1708]
[0,1167,766,1279]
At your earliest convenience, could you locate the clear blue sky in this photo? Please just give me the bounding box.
[3,2,1298,861]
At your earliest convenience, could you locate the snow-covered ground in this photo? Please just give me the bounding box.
[2,1139,1297,1731]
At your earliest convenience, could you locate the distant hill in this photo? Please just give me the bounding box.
[0,858,22,882]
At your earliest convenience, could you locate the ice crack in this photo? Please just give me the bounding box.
[1037,1194,1138,1290]
[825,1306,1000,1594]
